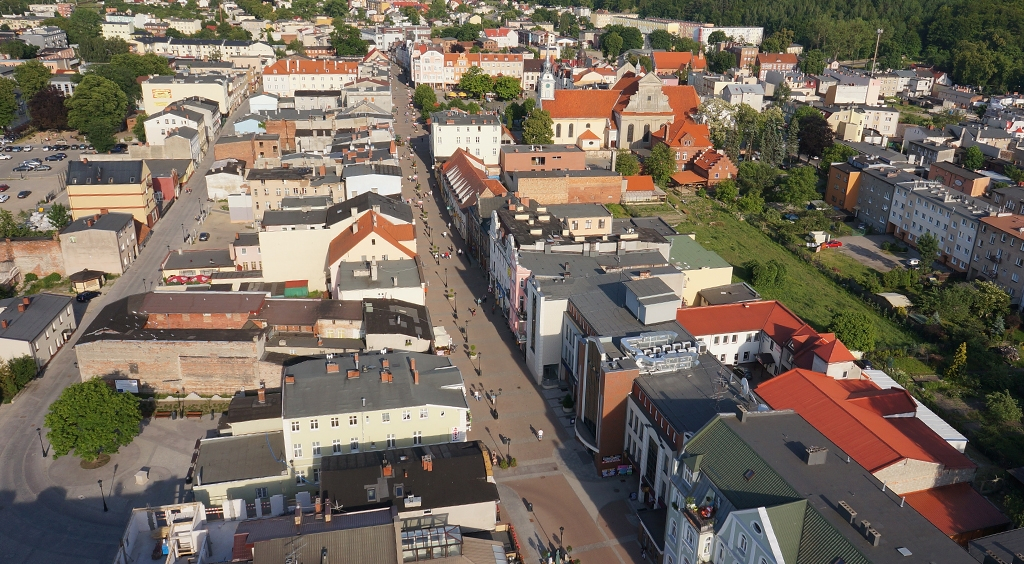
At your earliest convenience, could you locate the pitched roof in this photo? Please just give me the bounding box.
[663,85,700,117]
[903,483,1010,537]
[67,160,145,186]
[676,300,809,343]
[139,291,265,315]
[263,57,358,75]
[652,119,712,148]
[756,53,798,66]
[578,128,600,140]
[543,89,621,120]
[651,51,694,72]
[440,148,506,210]
[789,331,857,367]
[624,175,655,192]
[326,211,416,265]
[670,170,707,185]
[0,293,73,342]
[755,369,977,472]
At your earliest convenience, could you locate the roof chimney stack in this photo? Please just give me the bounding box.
[257,380,266,404]
[354,352,359,370]
[421,454,433,472]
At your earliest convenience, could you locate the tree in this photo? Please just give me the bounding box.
[286,39,306,55]
[799,49,826,75]
[828,311,877,352]
[916,231,939,266]
[66,75,128,153]
[14,60,51,101]
[695,97,736,148]
[707,50,737,73]
[46,203,71,230]
[560,46,577,62]
[44,379,142,462]
[602,31,623,58]
[972,280,1010,320]
[715,179,738,205]
[759,121,785,167]
[331,23,368,56]
[644,143,676,187]
[747,259,787,289]
[737,190,765,214]
[761,29,794,54]
[961,146,984,170]
[521,108,553,144]
[945,342,968,384]
[707,30,728,44]
[0,78,17,128]
[459,66,493,99]
[615,150,640,176]
[986,390,1023,423]
[425,0,445,19]
[29,86,68,131]
[777,166,819,205]
[797,113,833,158]
[413,84,438,111]
[648,29,675,50]
[401,6,421,24]
[132,112,148,142]
[0,39,38,60]
[786,119,800,160]
[775,82,792,103]
[78,37,130,63]
[491,76,520,101]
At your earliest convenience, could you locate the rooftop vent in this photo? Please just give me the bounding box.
[804,446,828,466]
[838,500,857,524]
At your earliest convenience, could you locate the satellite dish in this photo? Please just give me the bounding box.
[740,378,750,397]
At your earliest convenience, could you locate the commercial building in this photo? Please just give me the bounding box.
[66,160,158,227]
[59,211,137,275]
[262,57,359,97]
[429,110,502,166]
[0,294,76,368]
[142,72,246,115]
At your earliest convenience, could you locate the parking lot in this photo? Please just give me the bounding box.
[836,234,922,272]
[0,133,97,216]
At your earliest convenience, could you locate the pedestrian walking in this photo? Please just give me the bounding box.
[474,390,481,401]
[537,429,543,441]
[471,308,476,317]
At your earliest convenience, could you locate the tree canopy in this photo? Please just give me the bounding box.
[522,108,554,144]
[493,76,521,100]
[14,60,51,101]
[615,150,641,176]
[331,23,368,56]
[644,143,677,187]
[458,66,493,99]
[828,310,877,351]
[962,146,984,170]
[66,74,128,153]
[0,78,17,128]
[45,379,142,462]
[29,86,68,131]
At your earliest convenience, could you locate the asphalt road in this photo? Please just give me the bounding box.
[0,100,250,564]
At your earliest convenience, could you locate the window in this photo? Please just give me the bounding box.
[293,444,302,458]
[331,417,339,428]
[568,124,574,137]
[333,439,342,453]
[751,522,763,535]
[311,441,321,456]
[684,525,695,547]
[349,415,358,426]
[310,419,319,430]
[556,124,562,137]
[387,434,396,448]
[312,468,320,484]
[382,412,390,423]
[291,421,300,432]
[350,438,359,451]
[598,219,605,229]
[367,488,376,502]
[255,487,268,499]
[413,431,422,445]
[738,534,748,554]
[668,519,677,542]
[402,410,411,421]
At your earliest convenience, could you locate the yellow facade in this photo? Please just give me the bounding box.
[67,163,158,226]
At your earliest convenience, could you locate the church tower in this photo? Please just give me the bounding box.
[537,56,555,107]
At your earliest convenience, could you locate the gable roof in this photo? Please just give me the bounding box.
[652,119,712,148]
[326,211,416,265]
[651,51,695,72]
[755,369,977,473]
[756,53,798,66]
[263,57,358,76]
[624,175,655,192]
[675,300,810,344]
[543,89,622,120]
[440,148,506,210]
[67,160,145,186]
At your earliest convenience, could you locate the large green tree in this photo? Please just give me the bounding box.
[777,165,819,204]
[459,66,493,99]
[331,23,368,56]
[521,108,554,144]
[45,379,142,462]
[413,84,438,111]
[615,150,641,176]
[78,37,131,64]
[961,146,984,170]
[46,203,71,230]
[797,113,833,158]
[644,143,677,187]
[0,78,17,127]
[602,31,623,58]
[828,310,877,352]
[493,76,521,100]
[14,60,50,101]
[915,231,940,266]
[66,74,128,153]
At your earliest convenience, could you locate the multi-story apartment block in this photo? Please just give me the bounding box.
[262,57,359,97]
[889,179,989,272]
[66,160,158,227]
[20,26,67,49]
[929,160,991,197]
[430,110,502,166]
[0,294,76,368]
[973,214,1024,306]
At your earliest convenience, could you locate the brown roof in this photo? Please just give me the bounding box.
[981,214,1024,236]
[624,175,656,192]
[326,211,416,265]
[756,53,798,66]
[139,292,265,315]
[904,483,1010,537]
[543,89,622,120]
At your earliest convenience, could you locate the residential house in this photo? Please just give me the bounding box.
[141,72,246,115]
[325,212,417,289]
[341,163,402,200]
[59,212,137,275]
[0,294,76,368]
[651,120,714,174]
[970,215,1024,306]
[665,234,733,306]
[20,26,67,49]
[334,259,426,305]
[362,298,432,353]
[755,52,798,79]
[907,139,956,167]
[430,110,502,166]
[144,106,208,150]
[229,232,262,271]
[853,166,920,234]
[438,148,507,262]
[161,249,238,278]
[66,160,158,227]
[929,161,991,197]
[720,83,764,112]
[651,51,706,76]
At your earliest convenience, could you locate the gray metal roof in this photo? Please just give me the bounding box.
[282,353,467,419]
[195,431,286,485]
[363,298,430,339]
[634,352,743,437]
[233,232,260,247]
[430,110,500,126]
[75,294,266,344]
[342,163,402,178]
[0,293,72,342]
[280,195,331,209]
[247,167,312,181]
[163,249,235,270]
[67,160,144,186]
[622,277,674,299]
[335,259,423,292]
[61,211,134,234]
[145,159,192,178]
[260,209,328,226]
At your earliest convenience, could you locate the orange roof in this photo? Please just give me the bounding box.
[663,85,700,118]
[326,211,415,265]
[578,129,600,141]
[756,369,977,473]
[543,89,622,120]
[652,51,694,72]
[693,149,724,169]
[981,213,1024,236]
[653,120,712,148]
[789,332,856,366]
[441,149,507,210]
[756,53,798,66]
[624,175,656,192]
[264,58,358,75]
[676,300,810,344]
[671,171,706,185]
[904,483,1009,537]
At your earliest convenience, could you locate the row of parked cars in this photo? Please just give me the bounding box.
[0,183,32,202]
[12,158,54,172]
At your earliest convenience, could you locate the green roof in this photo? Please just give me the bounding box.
[684,417,801,510]
[764,500,807,564]
[668,235,731,270]
[796,503,871,564]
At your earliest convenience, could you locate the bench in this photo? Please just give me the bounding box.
[154,411,173,419]
[185,411,204,420]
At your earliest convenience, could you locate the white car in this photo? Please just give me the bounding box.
[0,154,10,160]
[0,194,8,203]
[21,145,32,151]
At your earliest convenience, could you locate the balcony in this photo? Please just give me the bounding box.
[681,504,717,534]
[989,255,1002,264]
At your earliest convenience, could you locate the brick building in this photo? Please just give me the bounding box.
[929,161,991,197]
[498,144,587,174]
[689,149,736,186]
[505,169,623,205]
[136,292,266,330]
[213,134,281,169]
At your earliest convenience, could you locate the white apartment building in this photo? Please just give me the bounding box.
[890,180,989,272]
[101,21,135,40]
[262,58,359,97]
[429,110,502,166]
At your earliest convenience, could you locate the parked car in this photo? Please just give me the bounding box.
[21,145,32,151]
[783,213,799,222]
[33,164,51,171]
[0,184,9,192]
[76,291,101,302]
[54,152,67,159]
[44,154,62,161]
[198,232,210,241]
[17,190,30,198]
[822,240,843,248]
[0,154,10,160]
[12,165,32,172]
[907,258,921,268]
[0,194,8,203]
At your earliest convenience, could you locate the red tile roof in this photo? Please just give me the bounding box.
[904,483,1010,537]
[652,51,694,72]
[756,53,798,66]
[676,300,810,344]
[671,171,706,185]
[543,89,622,120]
[756,369,977,473]
[624,175,655,192]
[264,58,358,76]
[440,148,507,210]
[789,331,857,368]
[653,120,712,149]
[578,129,600,141]
[326,211,416,265]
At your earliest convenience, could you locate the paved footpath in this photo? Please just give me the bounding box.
[391,67,647,564]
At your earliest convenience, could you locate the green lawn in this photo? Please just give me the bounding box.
[812,248,876,286]
[676,199,917,350]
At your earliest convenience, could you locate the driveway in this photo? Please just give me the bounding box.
[837,234,921,272]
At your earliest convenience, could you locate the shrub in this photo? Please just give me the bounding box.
[987,390,1023,423]
[43,272,61,284]
[23,273,38,283]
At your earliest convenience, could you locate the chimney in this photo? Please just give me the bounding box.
[257,380,266,404]
[354,352,359,370]
[352,222,359,234]
[81,157,88,164]
[371,262,378,281]
[382,460,393,477]
[421,454,433,471]
[351,206,358,217]
[285,374,295,384]
[804,446,828,465]
[1,320,7,329]
[638,269,651,279]
[326,361,340,373]
[294,504,302,527]
[315,496,322,514]
[324,499,332,522]
[235,233,240,240]
[413,369,419,385]
[347,369,359,379]
[380,369,392,383]
[838,501,857,524]
[410,357,416,371]
[17,304,25,313]
[93,213,101,221]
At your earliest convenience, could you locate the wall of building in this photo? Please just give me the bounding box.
[680,266,732,307]
[193,473,293,507]
[0,299,75,367]
[524,290,568,383]
[873,457,975,496]
[259,228,335,291]
[365,333,431,353]
[400,501,496,532]
[144,312,253,330]
[76,338,265,394]
[0,236,65,277]
[67,182,158,227]
[60,229,132,275]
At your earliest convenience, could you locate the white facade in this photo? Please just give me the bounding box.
[101,21,135,40]
[694,329,762,366]
[412,50,444,88]
[889,181,985,272]
[144,111,203,146]
[523,280,569,384]
[430,114,502,165]
[343,172,402,200]
[720,84,764,112]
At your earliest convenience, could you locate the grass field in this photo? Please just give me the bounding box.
[812,247,876,285]
[676,198,917,349]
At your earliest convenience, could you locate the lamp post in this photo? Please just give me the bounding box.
[98,480,109,512]
[444,267,448,288]
[181,223,186,241]
[453,290,458,318]
[142,278,146,292]
[36,427,45,457]
[560,527,564,548]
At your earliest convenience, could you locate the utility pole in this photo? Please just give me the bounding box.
[871,29,883,77]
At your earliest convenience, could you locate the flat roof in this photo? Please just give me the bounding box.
[219,388,283,429]
[969,528,1024,563]
[500,144,583,154]
[363,298,430,339]
[696,282,760,305]
[61,212,134,234]
[634,351,743,437]
[163,249,235,270]
[139,291,265,314]
[335,259,422,292]
[282,353,467,419]
[76,294,265,344]
[668,234,730,270]
[260,209,329,226]
[195,431,286,486]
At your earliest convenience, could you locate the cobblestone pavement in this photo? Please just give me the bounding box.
[391,67,646,564]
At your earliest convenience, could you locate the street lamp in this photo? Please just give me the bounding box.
[444,267,448,288]
[36,427,45,457]
[181,223,186,241]
[453,290,458,318]
[505,436,511,460]
[142,278,146,292]
[98,480,109,512]
[560,527,564,547]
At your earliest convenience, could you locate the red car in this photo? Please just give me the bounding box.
[0,184,8,192]
[822,240,843,248]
